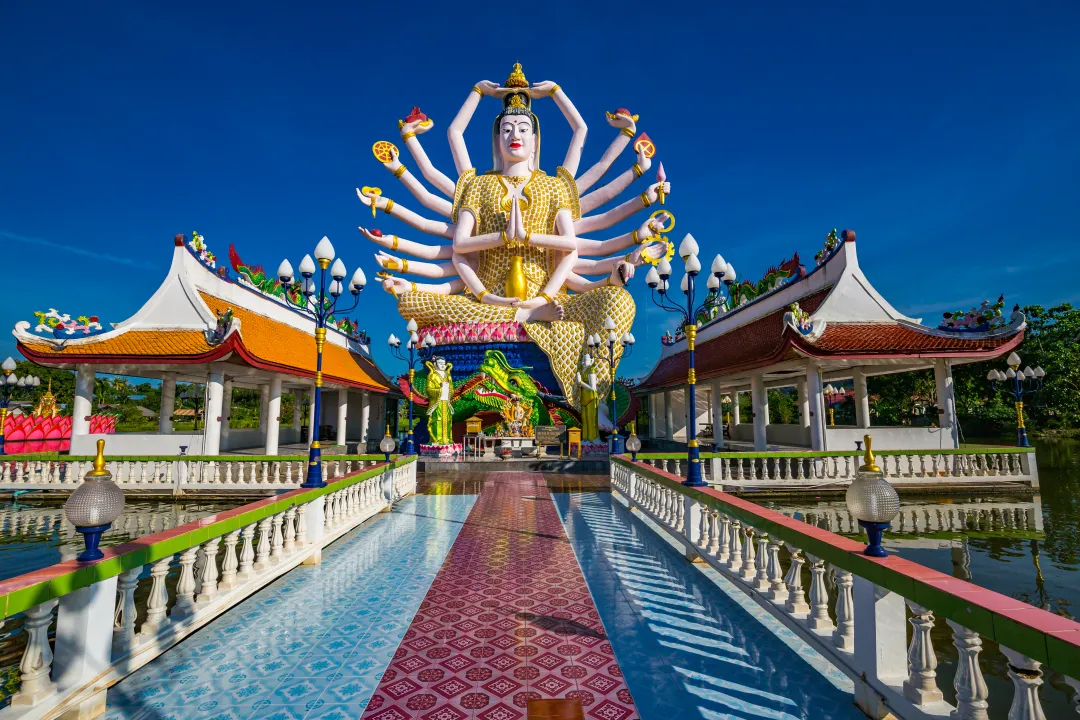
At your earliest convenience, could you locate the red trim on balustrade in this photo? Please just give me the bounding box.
[624,458,1080,648]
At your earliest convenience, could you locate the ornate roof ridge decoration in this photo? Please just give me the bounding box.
[783,302,826,342]
[30,309,107,339]
[814,228,842,266]
[177,233,370,346]
[938,295,1019,334]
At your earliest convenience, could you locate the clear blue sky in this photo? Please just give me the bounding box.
[2,1,1077,381]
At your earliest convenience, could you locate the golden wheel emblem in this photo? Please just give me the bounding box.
[371,141,398,164]
[642,237,675,266]
[649,209,675,235]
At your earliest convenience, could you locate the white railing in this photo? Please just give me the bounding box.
[638,448,1039,489]
[610,457,1077,720]
[769,498,1043,536]
[0,457,417,719]
[0,455,388,493]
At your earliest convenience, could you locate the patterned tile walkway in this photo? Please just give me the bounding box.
[101,494,477,720]
[363,472,638,720]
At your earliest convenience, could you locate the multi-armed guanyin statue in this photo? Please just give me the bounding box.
[357,63,672,422]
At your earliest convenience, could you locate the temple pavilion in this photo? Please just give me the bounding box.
[13,234,399,455]
[634,230,1025,451]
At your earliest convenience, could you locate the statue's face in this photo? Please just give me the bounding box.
[435,357,446,371]
[583,354,593,369]
[499,117,535,165]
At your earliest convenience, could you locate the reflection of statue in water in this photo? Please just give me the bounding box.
[576,355,600,442]
[358,63,671,410]
[424,356,454,446]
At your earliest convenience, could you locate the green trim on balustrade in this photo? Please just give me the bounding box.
[611,455,1075,677]
[5,454,395,463]
[633,446,1033,461]
[0,456,417,618]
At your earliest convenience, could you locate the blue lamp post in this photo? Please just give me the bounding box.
[388,322,436,454]
[0,358,41,456]
[586,323,635,453]
[987,352,1045,448]
[645,234,734,487]
[277,237,366,488]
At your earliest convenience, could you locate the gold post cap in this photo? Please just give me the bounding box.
[859,433,881,473]
[88,438,110,477]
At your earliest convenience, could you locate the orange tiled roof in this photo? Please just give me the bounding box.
[20,330,216,358]
[199,293,389,391]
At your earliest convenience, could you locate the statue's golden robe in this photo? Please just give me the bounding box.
[397,169,634,408]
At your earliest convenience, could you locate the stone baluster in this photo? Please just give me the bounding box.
[1002,647,1046,720]
[10,599,59,706]
[832,570,854,651]
[740,527,757,582]
[321,460,328,481]
[270,513,285,563]
[237,524,256,580]
[753,533,771,591]
[728,520,743,573]
[945,621,990,720]
[272,462,280,484]
[140,558,171,639]
[283,507,297,553]
[766,539,787,602]
[805,554,833,631]
[716,513,730,563]
[254,518,272,570]
[173,547,199,617]
[902,601,943,704]
[285,461,293,484]
[218,530,240,591]
[707,512,721,555]
[165,462,173,487]
[325,495,336,529]
[224,462,233,484]
[113,567,142,654]
[784,545,809,615]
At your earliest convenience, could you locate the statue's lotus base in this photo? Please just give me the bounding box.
[419,443,463,458]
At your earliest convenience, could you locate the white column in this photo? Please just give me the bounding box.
[73,365,94,438]
[751,374,768,451]
[648,395,658,439]
[360,391,371,441]
[307,385,317,444]
[731,391,741,426]
[259,384,270,432]
[853,368,870,429]
[293,390,303,432]
[934,359,959,449]
[797,378,809,428]
[710,380,725,449]
[203,366,225,455]
[336,389,348,445]
[159,373,176,433]
[664,390,675,442]
[265,376,282,455]
[52,576,118,707]
[807,363,825,451]
[220,379,233,448]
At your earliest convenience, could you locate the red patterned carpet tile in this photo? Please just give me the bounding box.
[361,473,637,719]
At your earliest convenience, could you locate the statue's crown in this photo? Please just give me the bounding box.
[505,63,529,89]
[507,94,527,109]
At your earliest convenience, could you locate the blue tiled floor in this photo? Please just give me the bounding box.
[553,492,864,720]
[103,494,477,720]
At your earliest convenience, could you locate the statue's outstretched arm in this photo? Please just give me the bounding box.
[451,209,513,253]
[448,81,500,176]
[530,82,587,177]
[575,111,637,193]
[382,276,464,297]
[359,227,452,260]
[374,251,455,279]
[357,189,452,239]
[382,147,452,218]
[574,212,671,256]
[399,118,455,197]
[580,144,651,214]
[507,203,577,252]
[575,181,670,235]
[451,213,516,306]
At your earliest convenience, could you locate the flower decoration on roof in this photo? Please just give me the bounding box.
[939,296,1009,333]
[31,309,106,339]
[209,308,234,345]
[189,231,216,269]
[814,228,840,266]
[783,301,827,341]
